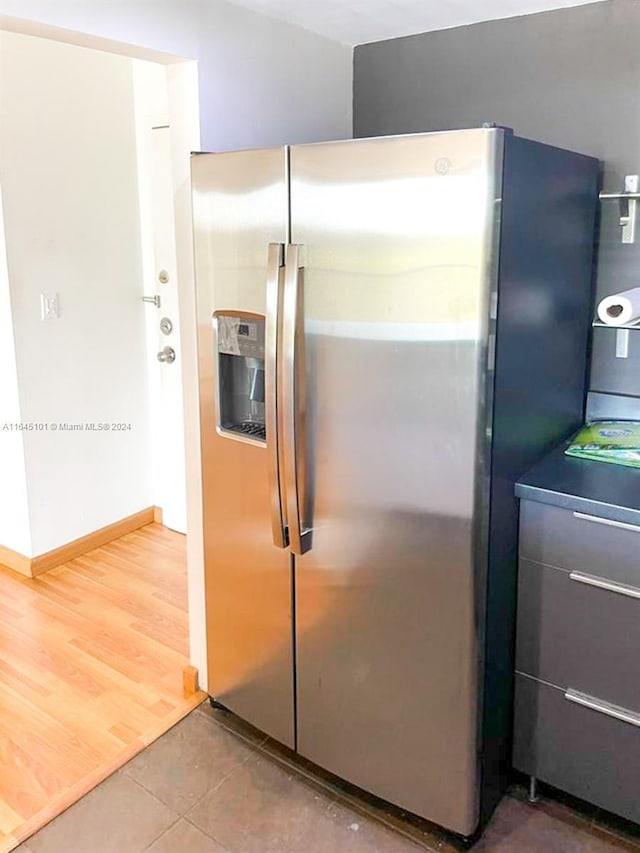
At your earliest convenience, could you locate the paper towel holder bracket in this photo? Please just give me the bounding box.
[592,319,640,360]
[599,175,640,243]
[592,320,640,330]
[616,329,630,359]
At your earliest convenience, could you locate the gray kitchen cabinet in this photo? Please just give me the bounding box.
[514,672,640,824]
[514,430,640,824]
[517,556,640,713]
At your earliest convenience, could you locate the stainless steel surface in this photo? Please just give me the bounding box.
[564,688,640,727]
[569,570,640,600]
[156,346,175,363]
[282,243,311,556]
[266,242,287,548]
[160,316,173,335]
[191,148,294,748]
[290,129,503,836]
[142,294,161,308]
[528,777,539,804]
[573,511,640,533]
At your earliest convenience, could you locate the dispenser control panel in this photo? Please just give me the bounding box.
[215,312,266,443]
[217,314,265,359]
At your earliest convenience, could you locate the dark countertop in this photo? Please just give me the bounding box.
[515,442,640,525]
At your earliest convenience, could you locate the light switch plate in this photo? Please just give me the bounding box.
[40,293,59,320]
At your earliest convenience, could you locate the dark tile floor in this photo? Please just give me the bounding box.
[15,701,640,853]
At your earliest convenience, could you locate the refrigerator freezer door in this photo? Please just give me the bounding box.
[290,130,503,834]
[192,149,295,748]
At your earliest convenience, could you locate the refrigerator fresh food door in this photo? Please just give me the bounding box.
[289,129,503,835]
[192,148,295,748]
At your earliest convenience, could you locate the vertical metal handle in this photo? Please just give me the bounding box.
[282,244,311,555]
[266,243,287,548]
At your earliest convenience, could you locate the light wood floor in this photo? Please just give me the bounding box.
[0,523,206,852]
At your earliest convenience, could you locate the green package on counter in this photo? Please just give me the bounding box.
[565,420,640,468]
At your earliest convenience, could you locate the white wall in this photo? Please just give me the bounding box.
[0,0,352,686]
[0,189,31,556]
[0,31,151,556]
[0,0,354,150]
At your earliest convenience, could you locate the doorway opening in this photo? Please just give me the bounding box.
[0,20,204,849]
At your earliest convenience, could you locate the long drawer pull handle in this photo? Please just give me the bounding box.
[564,689,640,728]
[569,571,640,600]
[573,511,640,534]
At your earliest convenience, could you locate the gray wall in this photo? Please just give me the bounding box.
[353,0,640,401]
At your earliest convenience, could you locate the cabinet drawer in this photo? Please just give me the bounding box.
[514,673,640,825]
[516,558,640,713]
[520,500,640,587]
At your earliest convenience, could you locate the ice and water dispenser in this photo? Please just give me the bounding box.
[215,312,266,441]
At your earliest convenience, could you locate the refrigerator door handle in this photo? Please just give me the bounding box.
[282,243,312,555]
[266,242,288,548]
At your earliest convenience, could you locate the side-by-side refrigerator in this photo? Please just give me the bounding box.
[191,128,599,837]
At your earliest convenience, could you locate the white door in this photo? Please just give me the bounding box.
[146,124,187,533]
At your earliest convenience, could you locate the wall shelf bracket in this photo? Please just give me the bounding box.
[592,319,640,360]
[599,175,640,243]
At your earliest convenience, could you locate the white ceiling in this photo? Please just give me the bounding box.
[226,0,607,46]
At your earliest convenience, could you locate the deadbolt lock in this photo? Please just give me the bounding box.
[160,317,173,335]
[158,269,170,284]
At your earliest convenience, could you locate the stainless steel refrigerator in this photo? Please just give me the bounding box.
[191,128,599,836]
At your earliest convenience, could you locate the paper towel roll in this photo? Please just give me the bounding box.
[597,287,640,326]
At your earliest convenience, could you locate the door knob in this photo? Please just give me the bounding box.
[157,346,176,364]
